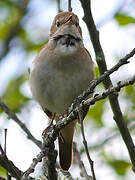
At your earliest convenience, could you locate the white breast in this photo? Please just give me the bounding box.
[30,51,94,114]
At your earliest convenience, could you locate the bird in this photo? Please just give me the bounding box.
[29,11,95,171]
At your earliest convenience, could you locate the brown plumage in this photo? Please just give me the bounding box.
[29,12,94,170]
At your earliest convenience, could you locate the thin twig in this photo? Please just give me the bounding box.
[68,0,72,12]
[73,142,92,180]
[0,98,42,149]
[0,145,4,155]
[57,0,61,13]
[0,153,23,180]
[0,144,34,180]
[84,75,135,107]
[22,151,45,180]
[4,129,7,154]
[4,129,11,180]
[80,121,135,154]
[79,109,96,180]
[0,177,6,180]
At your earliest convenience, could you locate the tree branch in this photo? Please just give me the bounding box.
[78,109,96,180]
[73,142,92,180]
[0,145,22,180]
[22,75,135,179]
[22,151,45,180]
[75,48,135,103]
[79,0,135,172]
[0,98,42,149]
[68,0,72,12]
[57,0,61,13]
[84,75,135,107]
[42,141,58,180]
[80,121,135,154]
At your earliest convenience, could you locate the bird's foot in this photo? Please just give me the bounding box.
[42,112,56,138]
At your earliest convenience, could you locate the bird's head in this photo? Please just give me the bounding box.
[49,12,83,53]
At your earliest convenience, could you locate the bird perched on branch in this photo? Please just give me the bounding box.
[29,11,94,171]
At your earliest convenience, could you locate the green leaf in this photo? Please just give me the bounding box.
[0,165,6,177]
[107,159,131,176]
[87,100,105,127]
[1,75,30,113]
[124,85,135,104]
[115,13,135,26]
[94,66,100,78]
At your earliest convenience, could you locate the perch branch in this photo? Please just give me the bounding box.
[42,140,58,180]
[79,0,135,172]
[22,75,135,178]
[0,98,42,149]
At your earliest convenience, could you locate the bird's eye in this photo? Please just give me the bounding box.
[75,21,79,27]
[56,21,60,27]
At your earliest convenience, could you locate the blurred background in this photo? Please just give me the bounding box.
[0,0,135,179]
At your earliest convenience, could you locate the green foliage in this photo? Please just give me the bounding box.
[107,159,131,176]
[0,1,22,39]
[19,29,48,52]
[94,66,100,78]
[115,13,135,26]
[0,165,6,178]
[1,75,30,113]
[124,85,135,104]
[87,100,105,127]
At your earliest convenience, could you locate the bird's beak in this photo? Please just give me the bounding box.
[64,15,74,26]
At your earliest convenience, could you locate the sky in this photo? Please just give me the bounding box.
[0,0,135,179]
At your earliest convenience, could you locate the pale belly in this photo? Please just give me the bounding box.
[30,58,93,114]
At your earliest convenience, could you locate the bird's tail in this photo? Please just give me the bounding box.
[58,121,76,171]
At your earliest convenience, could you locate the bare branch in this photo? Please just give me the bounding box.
[79,0,135,172]
[0,150,22,180]
[84,75,135,107]
[80,121,135,153]
[73,142,92,180]
[0,145,5,155]
[4,129,7,154]
[68,0,72,12]
[22,151,45,180]
[0,98,42,149]
[0,177,6,180]
[75,48,135,103]
[22,141,58,180]
[42,141,58,180]
[57,0,61,13]
[78,109,96,180]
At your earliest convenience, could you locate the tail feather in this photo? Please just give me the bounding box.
[58,122,76,171]
[58,136,72,171]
